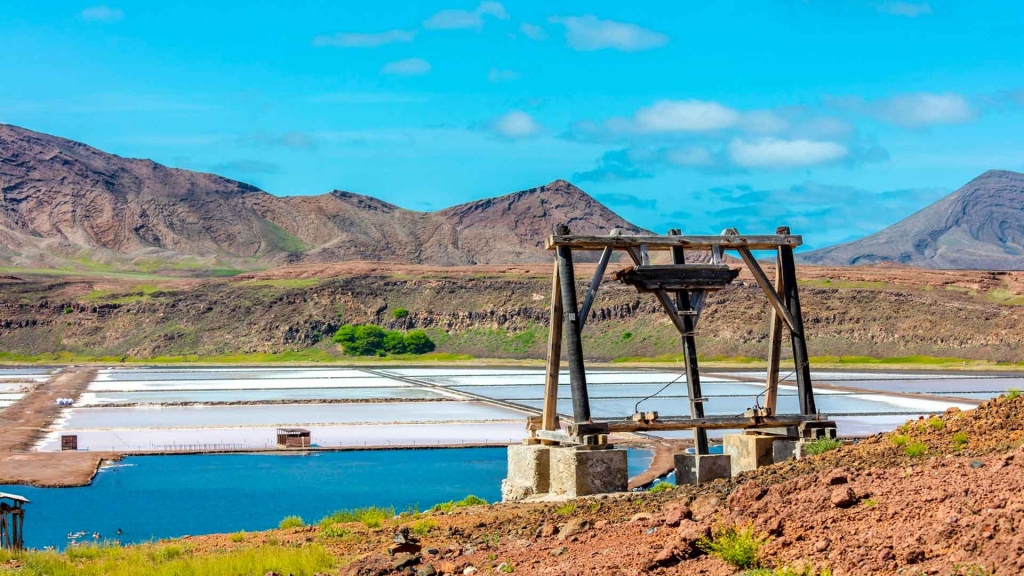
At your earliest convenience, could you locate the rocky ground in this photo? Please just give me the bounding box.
[172,393,1024,576]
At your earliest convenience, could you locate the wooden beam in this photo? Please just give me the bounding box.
[624,247,691,336]
[554,224,592,423]
[602,414,818,433]
[777,226,817,415]
[670,229,709,455]
[613,264,739,292]
[735,246,798,333]
[764,256,785,415]
[546,234,803,251]
[542,259,563,432]
[578,245,613,329]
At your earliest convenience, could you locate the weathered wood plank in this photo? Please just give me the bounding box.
[613,264,739,292]
[554,225,592,423]
[546,234,803,251]
[670,229,709,455]
[542,259,563,432]
[602,414,819,432]
[764,257,785,415]
[578,245,613,329]
[622,247,692,336]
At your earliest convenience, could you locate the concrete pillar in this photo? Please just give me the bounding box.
[674,453,731,485]
[723,433,776,477]
[548,447,628,498]
[501,444,551,502]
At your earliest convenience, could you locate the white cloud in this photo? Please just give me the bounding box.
[876,2,933,17]
[740,110,789,134]
[381,58,432,76]
[665,146,716,167]
[872,93,975,126]
[312,29,415,48]
[728,138,849,169]
[630,100,740,133]
[80,5,123,22]
[519,22,546,40]
[423,2,508,30]
[490,110,543,139]
[548,15,668,52]
[487,68,521,83]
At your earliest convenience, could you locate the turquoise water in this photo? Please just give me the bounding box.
[3,447,653,550]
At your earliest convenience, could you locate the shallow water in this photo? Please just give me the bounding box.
[79,386,446,406]
[2,446,654,549]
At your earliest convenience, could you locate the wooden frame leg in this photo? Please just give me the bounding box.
[777,226,816,415]
[541,259,563,432]
[669,229,709,454]
[764,255,785,415]
[554,224,592,423]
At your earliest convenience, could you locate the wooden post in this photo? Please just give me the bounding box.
[764,255,785,415]
[669,229,709,455]
[542,259,563,432]
[554,224,592,423]
[777,226,816,415]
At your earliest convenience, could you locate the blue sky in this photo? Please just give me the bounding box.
[2,1,1024,250]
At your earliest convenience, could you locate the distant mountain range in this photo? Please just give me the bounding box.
[799,170,1024,270]
[0,124,645,270]
[3,123,1023,272]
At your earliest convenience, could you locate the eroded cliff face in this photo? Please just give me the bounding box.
[2,266,1023,361]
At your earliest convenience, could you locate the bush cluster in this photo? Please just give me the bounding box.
[333,324,435,356]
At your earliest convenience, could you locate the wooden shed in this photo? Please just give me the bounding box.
[276,428,311,448]
[0,492,28,550]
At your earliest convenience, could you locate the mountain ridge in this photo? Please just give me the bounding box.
[799,169,1024,270]
[0,123,646,270]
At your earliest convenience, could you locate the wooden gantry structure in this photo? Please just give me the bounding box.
[0,493,28,550]
[528,224,827,452]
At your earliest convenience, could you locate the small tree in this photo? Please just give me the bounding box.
[404,330,435,354]
[391,308,409,320]
[383,331,407,354]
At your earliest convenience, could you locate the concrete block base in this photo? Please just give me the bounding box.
[723,433,776,477]
[772,439,804,463]
[674,453,731,485]
[549,447,628,499]
[501,444,551,502]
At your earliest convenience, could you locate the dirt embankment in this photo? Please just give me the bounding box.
[177,394,1024,575]
[2,264,1023,362]
[0,367,117,487]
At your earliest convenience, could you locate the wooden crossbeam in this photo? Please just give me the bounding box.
[578,245,613,329]
[613,264,739,292]
[735,247,798,333]
[546,234,802,251]
[601,414,819,433]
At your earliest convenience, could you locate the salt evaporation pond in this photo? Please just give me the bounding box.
[3,447,654,549]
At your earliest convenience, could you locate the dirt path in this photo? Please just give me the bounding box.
[0,367,116,487]
[627,437,689,489]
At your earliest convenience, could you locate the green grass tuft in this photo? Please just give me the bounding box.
[926,417,945,430]
[1007,388,1022,400]
[555,503,576,516]
[0,542,334,576]
[279,516,305,529]
[228,531,246,543]
[649,481,673,493]
[318,505,394,529]
[891,434,909,447]
[953,431,969,449]
[429,495,487,514]
[903,442,928,457]
[802,437,843,455]
[697,524,771,569]
[410,519,437,535]
[747,564,833,576]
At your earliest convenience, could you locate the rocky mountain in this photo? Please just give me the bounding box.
[0,123,645,269]
[800,170,1024,270]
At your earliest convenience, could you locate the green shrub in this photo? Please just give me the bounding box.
[555,503,576,516]
[621,331,633,341]
[953,431,969,449]
[697,524,770,569]
[861,498,878,507]
[926,417,945,430]
[802,437,842,455]
[1007,388,1022,400]
[904,442,928,457]
[498,561,515,573]
[319,524,350,539]
[891,434,909,446]
[319,505,395,528]
[332,324,435,356]
[229,531,246,543]
[748,565,833,576]
[649,481,673,493]
[404,329,436,354]
[278,515,304,529]
[410,519,437,535]
[391,308,409,319]
[430,495,487,513]
[63,306,74,314]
